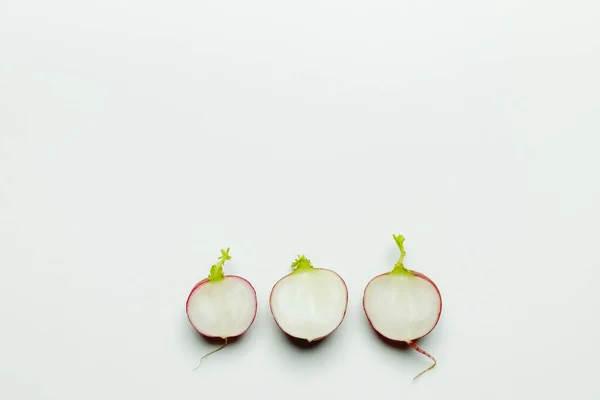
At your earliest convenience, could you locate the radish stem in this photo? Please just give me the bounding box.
[208,248,231,282]
[193,338,229,370]
[390,234,414,276]
[290,255,314,273]
[407,341,437,380]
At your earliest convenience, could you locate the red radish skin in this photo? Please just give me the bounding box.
[363,235,442,380]
[270,255,348,342]
[185,249,257,366]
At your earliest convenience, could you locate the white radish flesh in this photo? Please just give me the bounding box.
[270,255,348,342]
[363,235,442,379]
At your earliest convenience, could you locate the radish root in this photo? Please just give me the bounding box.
[407,341,437,380]
[193,337,228,370]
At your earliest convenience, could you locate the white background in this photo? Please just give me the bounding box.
[1,1,599,399]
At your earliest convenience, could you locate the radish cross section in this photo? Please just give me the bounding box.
[270,255,348,342]
[363,235,442,379]
[186,248,257,366]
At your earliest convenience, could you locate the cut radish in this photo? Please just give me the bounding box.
[363,235,442,380]
[270,255,348,342]
[186,248,257,365]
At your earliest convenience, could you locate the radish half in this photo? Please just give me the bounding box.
[363,235,442,379]
[270,255,348,342]
[186,248,257,365]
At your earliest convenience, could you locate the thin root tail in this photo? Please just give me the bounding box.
[193,337,228,371]
[407,340,437,380]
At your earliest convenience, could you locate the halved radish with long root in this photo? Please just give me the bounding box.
[186,248,257,367]
[270,255,348,342]
[363,235,442,380]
